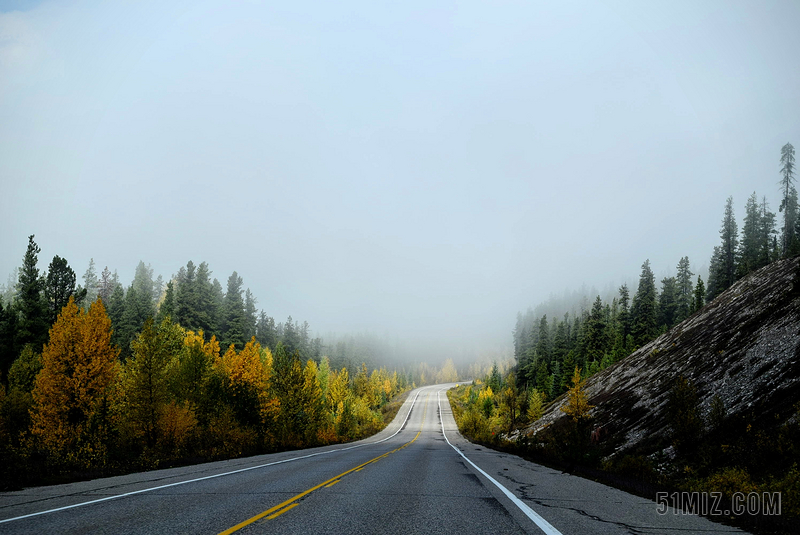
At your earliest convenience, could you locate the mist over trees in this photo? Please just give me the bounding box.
[0,237,467,486]
[512,142,799,395]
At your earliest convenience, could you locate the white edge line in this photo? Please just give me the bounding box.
[437,387,563,535]
[0,389,424,525]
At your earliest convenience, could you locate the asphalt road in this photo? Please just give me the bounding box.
[0,385,746,534]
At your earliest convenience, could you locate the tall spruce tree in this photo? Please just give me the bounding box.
[221,272,247,350]
[719,196,739,290]
[693,276,705,313]
[779,142,798,256]
[14,235,49,351]
[44,255,77,324]
[675,257,693,323]
[81,258,99,308]
[658,276,678,330]
[630,259,658,347]
[738,193,762,277]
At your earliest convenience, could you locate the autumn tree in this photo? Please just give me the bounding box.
[122,317,184,448]
[30,297,119,467]
[561,366,593,423]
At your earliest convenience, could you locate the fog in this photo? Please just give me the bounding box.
[2,1,799,366]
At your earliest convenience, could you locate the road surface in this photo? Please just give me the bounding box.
[0,385,745,534]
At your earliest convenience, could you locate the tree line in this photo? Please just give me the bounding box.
[512,142,799,398]
[0,238,459,487]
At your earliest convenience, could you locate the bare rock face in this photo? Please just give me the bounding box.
[521,257,800,455]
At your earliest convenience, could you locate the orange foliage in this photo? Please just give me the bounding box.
[31,297,119,465]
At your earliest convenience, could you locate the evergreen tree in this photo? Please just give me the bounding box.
[244,289,257,343]
[779,142,798,256]
[282,315,298,354]
[81,258,99,308]
[738,193,762,277]
[221,272,247,350]
[692,276,705,313]
[536,315,550,365]
[617,284,630,342]
[107,284,126,349]
[658,276,678,330]
[706,245,724,303]
[256,311,277,350]
[719,196,739,290]
[157,280,176,323]
[0,301,19,382]
[584,297,606,362]
[759,197,778,267]
[14,235,49,352]
[44,255,77,324]
[194,262,218,334]
[630,260,658,346]
[97,266,114,305]
[675,257,693,323]
[175,261,197,329]
[132,261,155,318]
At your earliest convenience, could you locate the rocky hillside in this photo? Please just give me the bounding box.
[521,257,800,456]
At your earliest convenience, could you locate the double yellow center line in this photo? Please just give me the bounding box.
[219,395,429,535]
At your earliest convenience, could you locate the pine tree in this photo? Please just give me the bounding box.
[45,255,77,323]
[536,315,550,364]
[630,260,658,346]
[132,261,155,318]
[738,193,762,277]
[759,197,778,267]
[175,261,198,330]
[221,272,247,350]
[14,235,49,352]
[107,284,126,350]
[584,297,606,362]
[617,284,630,342]
[0,301,19,381]
[779,142,798,256]
[30,297,119,466]
[81,259,99,308]
[244,289,257,343]
[692,275,706,313]
[706,245,724,303]
[719,196,739,289]
[97,266,114,305]
[157,280,176,323]
[675,257,694,323]
[194,262,218,334]
[658,277,678,330]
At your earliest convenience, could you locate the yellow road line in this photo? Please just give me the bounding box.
[324,480,340,488]
[218,394,429,535]
[265,503,298,520]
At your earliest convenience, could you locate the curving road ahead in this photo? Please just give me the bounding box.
[0,385,745,534]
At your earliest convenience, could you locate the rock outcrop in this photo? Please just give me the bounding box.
[520,257,800,455]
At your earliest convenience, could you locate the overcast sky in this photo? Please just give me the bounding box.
[1,0,799,361]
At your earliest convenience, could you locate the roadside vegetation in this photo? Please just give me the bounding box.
[452,143,800,533]
[0,237,461,490]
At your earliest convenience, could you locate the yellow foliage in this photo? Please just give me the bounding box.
[561,366,594,422]
[158,401,197,454]
[220,337,266,390]
[31,297,120,465]
[328,367,350,412]
[527,388,545,421]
